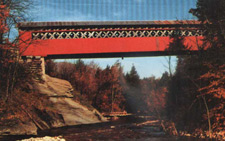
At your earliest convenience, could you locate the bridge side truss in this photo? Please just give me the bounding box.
[31,27,202,40]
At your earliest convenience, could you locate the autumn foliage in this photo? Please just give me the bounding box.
[0,1,57,128]
[1,0,224,139]
[0,3,15,99]
[165,0,225,138]
[46,60,168,116]
[46,60,127,113]
[0,4,9,34]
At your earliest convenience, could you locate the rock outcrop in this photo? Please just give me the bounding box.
[21,136,66,141]
[0,75,106,135]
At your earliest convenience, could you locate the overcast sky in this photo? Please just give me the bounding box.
[30,0,197,78]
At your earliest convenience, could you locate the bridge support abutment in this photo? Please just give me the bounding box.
[23,56,46,81]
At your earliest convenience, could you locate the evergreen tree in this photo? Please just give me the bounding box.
[166,0,225,137]
[166,34,189,52]
[125,65,140,88]
[190,0,225,47]
[159,71,170,87]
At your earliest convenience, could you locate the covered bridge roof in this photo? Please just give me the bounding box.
[18,20,201,29]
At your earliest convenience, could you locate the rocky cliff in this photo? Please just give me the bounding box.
[0,75,106,135]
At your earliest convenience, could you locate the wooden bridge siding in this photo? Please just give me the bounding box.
[19,30,203,58]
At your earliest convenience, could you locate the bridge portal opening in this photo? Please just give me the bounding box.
[44,56,178,115]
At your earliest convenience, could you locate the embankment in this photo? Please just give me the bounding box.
[0,75,106,135]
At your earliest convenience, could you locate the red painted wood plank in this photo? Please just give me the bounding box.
[19,30,203,57]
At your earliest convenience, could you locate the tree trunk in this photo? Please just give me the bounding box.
[0,33,3,44]
[202,95,212,138]
[5,65,12,102]
[111,84,114,113]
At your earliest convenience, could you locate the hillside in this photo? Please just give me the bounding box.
[0,75,106,135]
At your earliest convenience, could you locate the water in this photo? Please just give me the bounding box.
[0,117,209,141]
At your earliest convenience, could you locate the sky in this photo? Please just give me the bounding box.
[29,0,198,78]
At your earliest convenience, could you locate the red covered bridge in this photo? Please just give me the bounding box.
[18,20,203,59]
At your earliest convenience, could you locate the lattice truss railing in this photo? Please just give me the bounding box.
[32,28,202,40]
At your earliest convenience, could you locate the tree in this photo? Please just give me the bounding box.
[0,0,32,101]
[50,60,126,113]
[165,0,225,138]
[0,3,10,99]
[190,0,225,47]
[166,35,189,52]
[159,71,170,86]
[190,0,225,137]
[94,63,125,113]
[125,65,140,88]
[110,62,126,112]
[1,0,32,43]
[0,1,60,128]
[141,76,167,115]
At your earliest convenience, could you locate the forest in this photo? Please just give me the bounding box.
[0,0,224,139]
[45,59,168,115]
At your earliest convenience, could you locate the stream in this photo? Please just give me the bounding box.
[0,116,210,141]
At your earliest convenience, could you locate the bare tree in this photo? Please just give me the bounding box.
[163,56,174,78]
[0,0,33,101]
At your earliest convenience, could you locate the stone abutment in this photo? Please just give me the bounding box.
[22,56,46,81]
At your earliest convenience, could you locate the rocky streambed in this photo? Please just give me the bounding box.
[1,116,209,141]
